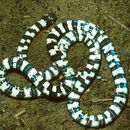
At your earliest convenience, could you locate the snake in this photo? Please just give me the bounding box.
[0,13,58,98]
[46,20,128,127]
[0,13,128,127]
[0,13,75,99]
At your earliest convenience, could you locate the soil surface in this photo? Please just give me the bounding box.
[0,0,130,130]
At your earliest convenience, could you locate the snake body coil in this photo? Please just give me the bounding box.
[47,20,128,127]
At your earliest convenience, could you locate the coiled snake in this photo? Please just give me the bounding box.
[0,13,128,128]
[47,20,128,127]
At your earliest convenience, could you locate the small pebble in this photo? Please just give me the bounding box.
[0,100,7,104]
[0,109,6,114]
[67,3,72,8]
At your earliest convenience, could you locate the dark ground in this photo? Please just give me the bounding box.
[0,0,130,130]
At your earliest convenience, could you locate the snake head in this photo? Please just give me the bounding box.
[42,13,57,28]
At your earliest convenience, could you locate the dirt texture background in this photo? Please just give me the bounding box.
[0,0,130,130]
